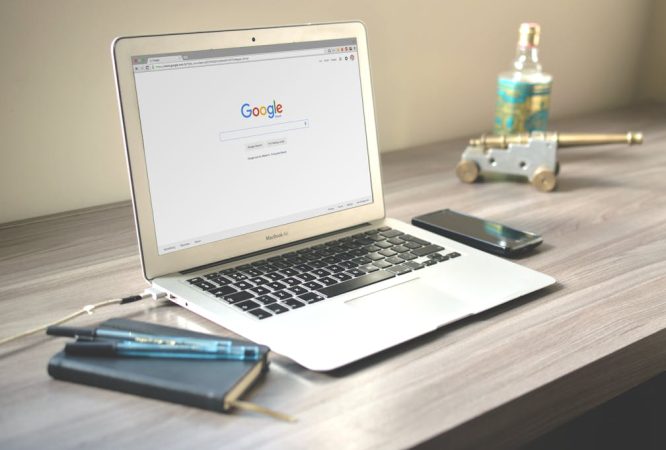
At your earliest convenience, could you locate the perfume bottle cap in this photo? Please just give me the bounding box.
[519,22,540,47]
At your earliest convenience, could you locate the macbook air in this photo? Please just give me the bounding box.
[112,22,555,371]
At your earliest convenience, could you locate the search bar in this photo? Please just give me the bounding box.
[219,119,309,142]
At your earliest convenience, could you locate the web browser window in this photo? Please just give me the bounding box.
[132,39,373,255]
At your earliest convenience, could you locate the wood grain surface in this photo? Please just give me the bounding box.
[1,105,665,450]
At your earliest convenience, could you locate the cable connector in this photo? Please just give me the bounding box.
[141,287,168,301]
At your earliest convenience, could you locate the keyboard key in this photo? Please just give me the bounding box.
[283,298,305,309]
[187,277,204,284]
[327,264,345,273]
[192,280,216,291]
[221,268,236,275]
[319,270,395,298]
[234,280,254,290]
[359,264,379,273]
[401,252,417,261]
[265,272,284,281]
[353,257,373,265]
[248,308,272,320]
[385,256,405,265]
[322,256,342,265]
[256,294,278,305]
[235,300,260,311]
[391,245,410,253]
[237,264,251,271]
[380,230,404,238]
[354,237,373,245]
[299,292,325,304]
[304,281,324,290]
[387,265,412,275]
[448,252,461,258]
[243,268,264,277]
[282,277,301,287]
[422,259,438,266]
[313,268,331,277]
[404,261,424,270]
[271,261,290,270]
[374,241,393,249]
[249,276,270,285]
[412,244,445,257]
[294,272,316,282]
[249,286,271,296]
[364,229,379,235]
[267,281,287,291]
[331,273,352,282]
[339,260,358,269]
[281,268,300,277]
[373,260,393,269]
[379,249,397,257]
[210,276,233,286]
[210,285,237,297]
[346,269,366,277]
[387,237,405,245]
[377,226,391,231]
[287,286,308,296]
[272,290,293,300]
[367,252,385,261]
[402,235,431,245]
[294,263,314,272]
[404,241,423,250]
[367,234,386,242]
[428,253,448,261]
[309,260,328,269]
[266,303,289,314]
[228,272,248,282]
[223,291,254,304]
[251,259,267,267]
[363,245,381,253]
[319,276,339,286]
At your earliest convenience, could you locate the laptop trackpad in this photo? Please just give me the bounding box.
[345,278,470,326]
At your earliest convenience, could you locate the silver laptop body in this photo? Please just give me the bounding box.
[113,22,555,371]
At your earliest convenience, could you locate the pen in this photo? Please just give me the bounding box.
[65,340,262,361]
[47,326,234,350]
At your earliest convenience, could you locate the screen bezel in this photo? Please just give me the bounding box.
[112,22,385,280]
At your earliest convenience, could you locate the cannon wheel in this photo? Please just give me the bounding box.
[456,160,480,183]
[532,166,557,192]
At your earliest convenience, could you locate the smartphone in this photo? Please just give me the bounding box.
[412,209,543,257]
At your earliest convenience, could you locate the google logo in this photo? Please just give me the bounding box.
[241,100,283,119]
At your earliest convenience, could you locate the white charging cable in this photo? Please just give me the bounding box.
[0,288,167,346]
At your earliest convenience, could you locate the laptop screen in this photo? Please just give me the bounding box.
[131,38,373,255]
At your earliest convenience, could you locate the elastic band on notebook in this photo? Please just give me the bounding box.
[228,400,297,423]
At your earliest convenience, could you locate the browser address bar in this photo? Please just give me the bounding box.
[151,49,328,71]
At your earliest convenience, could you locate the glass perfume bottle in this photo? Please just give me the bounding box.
[494,23,552,134]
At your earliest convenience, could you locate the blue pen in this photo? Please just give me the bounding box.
[47,325,234,350]
[64,340,261,361]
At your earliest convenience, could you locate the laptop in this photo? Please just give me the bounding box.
[112,22,555,371]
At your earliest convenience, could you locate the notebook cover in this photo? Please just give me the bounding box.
[47,319,270,413]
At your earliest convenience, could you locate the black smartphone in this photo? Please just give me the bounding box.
[412,209,543,257]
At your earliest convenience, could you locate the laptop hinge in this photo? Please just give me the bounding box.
[180,222,372,275]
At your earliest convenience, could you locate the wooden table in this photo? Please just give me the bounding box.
[1,105,665,449]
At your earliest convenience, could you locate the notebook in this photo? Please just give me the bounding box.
[47,319,290,420]
[112,22,556,371]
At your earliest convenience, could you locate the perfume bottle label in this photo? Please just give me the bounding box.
[494,78,551,134]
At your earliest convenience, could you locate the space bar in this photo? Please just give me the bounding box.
[319,271,396,298]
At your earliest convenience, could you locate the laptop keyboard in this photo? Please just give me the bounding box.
[185,226,460,320]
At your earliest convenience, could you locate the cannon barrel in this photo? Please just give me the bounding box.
[469,132,643,149]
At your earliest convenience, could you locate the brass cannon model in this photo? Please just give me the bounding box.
[456,132,643,192]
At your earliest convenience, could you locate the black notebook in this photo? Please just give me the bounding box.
[47,319,286,418]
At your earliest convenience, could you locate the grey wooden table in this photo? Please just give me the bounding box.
[1,105,665,450]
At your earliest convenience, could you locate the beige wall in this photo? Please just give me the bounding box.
[640,0,666,101]
[0,0,658,223]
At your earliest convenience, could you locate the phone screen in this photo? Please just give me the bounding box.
[416,210,536,245]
